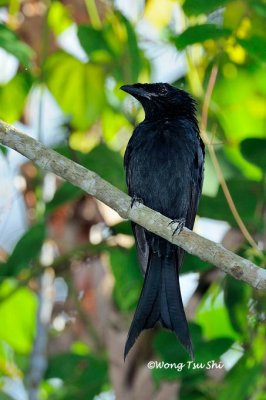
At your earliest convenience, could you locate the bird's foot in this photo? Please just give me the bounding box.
[131,196,144,208]
[168,217,186,236]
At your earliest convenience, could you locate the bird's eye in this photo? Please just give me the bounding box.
[160,86,168,94]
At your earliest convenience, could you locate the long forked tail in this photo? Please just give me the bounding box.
[124,252,193,360]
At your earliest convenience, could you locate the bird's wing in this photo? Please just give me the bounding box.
[124,131,150,275]
[186,138,205,230]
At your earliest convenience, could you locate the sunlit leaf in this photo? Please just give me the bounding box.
[240,138,266,172]
[0,73,32,123]
[175,24,231,50]
[195,284,239,340]
[0,24,33,65]
[212,68,266,145]
[48,1,72,36]
[0,280,37,353]
[45,52,106,130]
[1,222,45,277]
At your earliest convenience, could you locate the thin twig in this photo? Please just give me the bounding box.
[200,65,258,250]
[0,120,265,289]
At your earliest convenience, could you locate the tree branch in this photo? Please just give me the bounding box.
[0,119,265,290]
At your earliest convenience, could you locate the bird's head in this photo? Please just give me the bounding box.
[120,82,197,121]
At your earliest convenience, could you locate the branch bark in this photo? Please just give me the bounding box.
[0,119,265,290]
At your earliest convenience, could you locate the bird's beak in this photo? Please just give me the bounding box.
[120,85,151,100]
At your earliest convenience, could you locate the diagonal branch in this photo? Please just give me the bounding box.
[0,119,265,290]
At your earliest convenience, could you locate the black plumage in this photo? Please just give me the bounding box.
[121,83,205,360]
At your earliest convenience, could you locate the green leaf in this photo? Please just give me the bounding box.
[182,253,211,273]
[251,2,266,18]
[48,1,72,36]
[109,247,142,311]
[237,36,266,63]
[183,0,230,16]
[46,182,83,214]
[0,391,15,400]
[45,352,108,400]
[77,25,113,61]
[0,73,32,123]
[240,138,266,172]
[0,144,7,155]
[80,143,126,191]
[111,221,133,236]
[0,23,33,65]
[198,178,263,229]
[0,280,37,353]
[218,355,262,400]
[121,14,142,81]
[224,276,251,336]
[195,284,239,340]
[175,24,231,50]
[45,52,106,130]
[1,223,45,277]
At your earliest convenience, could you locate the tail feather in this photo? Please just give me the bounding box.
[124,252,193,360]
[163,256,193,358]
[124,253,161,359]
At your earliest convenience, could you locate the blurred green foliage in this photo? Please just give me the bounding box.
[0,0,265,399]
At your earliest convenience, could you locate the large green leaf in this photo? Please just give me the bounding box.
[224,276,251,336]
[0,73,32,122]
[0,280,37,353]
[45,52,106,130]
[212,68,266,145]
[48,1,72,36]
[183,0,230,16]
[0,24,33,65]
[240,138,266,172]
[237,36,266,63]
[109,246,142,311]
[198,178,262,228]
[80,143,126,191]
[195,284,239,340]
[175,25,231,50]
[1,223,45,277]
[77,25,113,62]
[45,352,108,400]
[218,355,262,400]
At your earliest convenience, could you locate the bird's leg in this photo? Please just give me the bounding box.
[131,195,144,208]
[168,217,186,236]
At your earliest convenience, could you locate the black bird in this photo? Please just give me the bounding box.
[121,83,205,360]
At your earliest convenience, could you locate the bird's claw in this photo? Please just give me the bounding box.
[131,196,144,208]
[168,218,186,236]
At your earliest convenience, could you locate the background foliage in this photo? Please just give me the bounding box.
[0,0,265,399]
